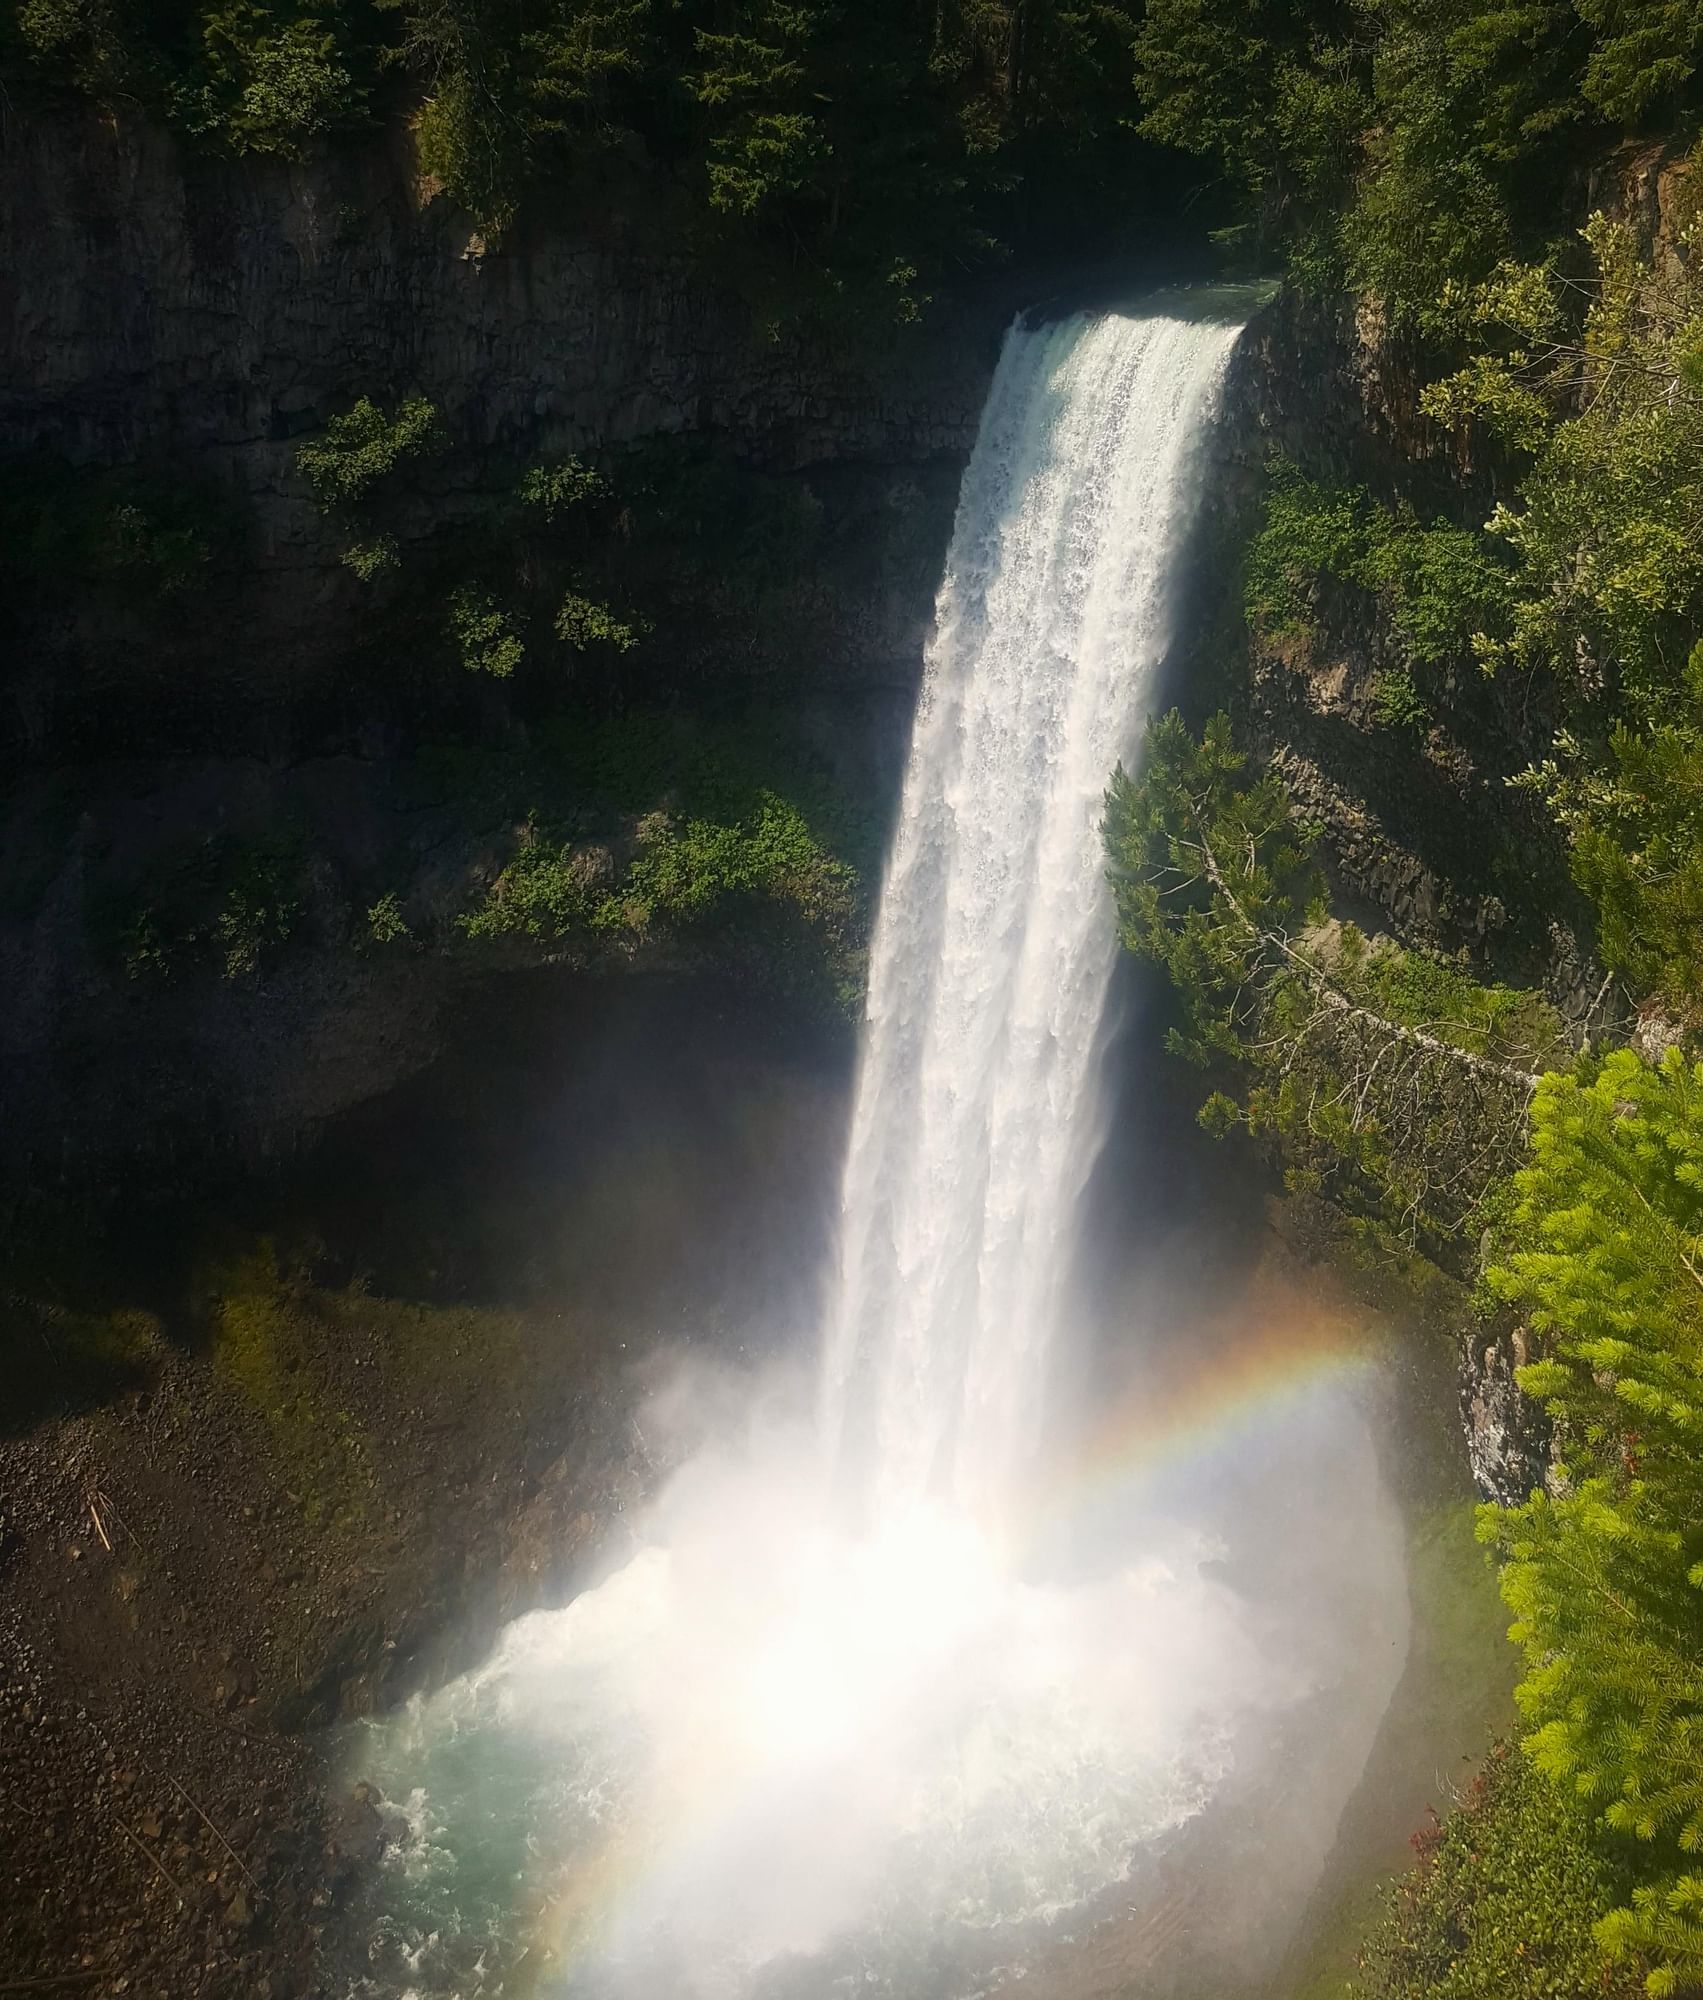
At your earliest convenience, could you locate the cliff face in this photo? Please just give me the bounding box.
[1,107,999,755]
[1215,146,1694,1006]
[0,107,1010,1195]
[1211,293,1599,1507]
[1,113,987,470]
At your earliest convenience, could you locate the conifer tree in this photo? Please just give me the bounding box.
[1484,1049,1703,1995]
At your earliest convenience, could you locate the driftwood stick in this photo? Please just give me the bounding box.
[0,1974,107,1992]
[90,1489,147,1557]
[162,1774,258,1889]
[116,1820,188,1909]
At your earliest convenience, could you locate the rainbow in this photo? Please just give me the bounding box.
[1029,1281,1384,1539]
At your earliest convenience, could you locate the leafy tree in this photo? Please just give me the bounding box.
[1429,214,1703,717]
[13,0,137,96]
[196,4,364,154]
[1129,0,1698,327]
[1130,0,1365,259]
[1425,201,1703,1008]
[1334,0,1591,325]
[13,0,371,154]
[1483,1049,1703,1996]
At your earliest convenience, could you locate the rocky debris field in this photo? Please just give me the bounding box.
[0,1261,646,1999]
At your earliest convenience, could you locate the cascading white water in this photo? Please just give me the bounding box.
[352,297,1411,2000]
[824,308,1248,1522]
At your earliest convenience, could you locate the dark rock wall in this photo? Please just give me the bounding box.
[0,107,1012,1196]
[1,108,999,751]
[1,112,987,472]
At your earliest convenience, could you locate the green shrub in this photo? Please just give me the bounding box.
[1352,1744,1636,2000]
[454,711,873,1006]
[1245,460,1511,667]
[90,833,304,982]
[342,534,400,581]
[296,396,442,509]
[554,589,643,652]
[1371,669,1431,733]
[364,891,412,946]
[448,586,525,677]
[197,4,362,155]
[212,839,302,976]
[464,793,856,967]
[516,458,605,522]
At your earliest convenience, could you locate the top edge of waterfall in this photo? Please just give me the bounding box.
[1018,277,1278,330]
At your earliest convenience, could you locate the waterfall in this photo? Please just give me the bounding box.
[353,296,1421,2000]
[823,307,1247,1522]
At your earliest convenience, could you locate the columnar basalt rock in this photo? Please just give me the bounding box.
[0,107,1011,1192]
[0,106,1000,750]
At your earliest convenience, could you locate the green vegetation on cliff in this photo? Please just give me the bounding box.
[1246,461,1514,674]
[1132,0,1702,324]
[1424,207,1703,1012]
[1351,1745,1639,2000]
[1108,709,1703,1996]
[1108,55,1703,1978]
[90,828,305,982]
[453,711,872,1009]
[1105,710,1564,1264]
